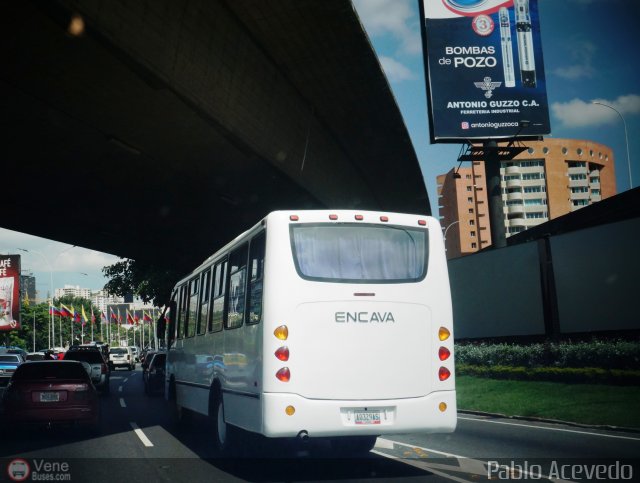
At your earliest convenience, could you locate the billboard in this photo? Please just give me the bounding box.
[0,255,21,331]
[421,0,551,141]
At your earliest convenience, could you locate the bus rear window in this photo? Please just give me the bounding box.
[290,223,428,283]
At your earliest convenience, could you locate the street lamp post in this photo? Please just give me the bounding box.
[17,248,54,349]
[443,220,461,253]
[592,101,633,190]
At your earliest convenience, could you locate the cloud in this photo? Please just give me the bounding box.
[379,56,415,82]
[551,40,596,80]
[551,94,640,128]
[353,0,422,55]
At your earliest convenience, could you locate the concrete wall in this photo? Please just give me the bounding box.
[449,217,640,339]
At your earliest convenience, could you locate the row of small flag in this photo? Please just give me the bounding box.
[49,304,154,326]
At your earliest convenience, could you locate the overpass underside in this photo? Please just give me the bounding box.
[2,0,429,273]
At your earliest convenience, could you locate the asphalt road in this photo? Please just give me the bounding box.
[1,367,638,482]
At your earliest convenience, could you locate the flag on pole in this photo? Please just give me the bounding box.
[59,304,72,318]
[143,311,152,322]
[117,308,122,325]
[91,307,96,325]
[134,312,140,324]
[110,308,117,321]
[101,311,107,321]
[69,305,76,320]
[49,306,61,316]
[126,310,135,325]
[81,306,89,327]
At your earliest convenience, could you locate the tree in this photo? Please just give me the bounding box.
[102,259,179,307]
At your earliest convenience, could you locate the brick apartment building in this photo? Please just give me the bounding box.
[437,138,617,259]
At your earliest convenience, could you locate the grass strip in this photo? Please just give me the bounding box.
[456,375,640,429]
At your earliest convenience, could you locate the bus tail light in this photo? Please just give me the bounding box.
[439,367,451,381]
[276,367,291,382]
[274,325,289,340]
[275,346,289,361]
[438,347,451,361]
[439,327,451,341]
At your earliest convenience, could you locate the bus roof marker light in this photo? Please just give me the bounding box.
[275,346,289,361]
[274,325,289,340]
[355,214,363,220]
[329,214,338,220]
[439,327,451,341]
[276,367,291,382]
[439,367,451,381]
[380,216,389,222]
[418,219,427,226]
[289,215,299,221]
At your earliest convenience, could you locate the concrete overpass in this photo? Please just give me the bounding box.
[2,0,430,274]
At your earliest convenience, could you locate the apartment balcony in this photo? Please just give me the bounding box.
[507,191,523,201]
[507,217,527,227]
[591,194,602,202]
[570,192,590,200]
[507,204,525,215]
[506,179,522,189]
[569,179,589,188]
[523,190,545,199]
[590,180,601,189]
[568,166,588,175]
[505,165,521,175]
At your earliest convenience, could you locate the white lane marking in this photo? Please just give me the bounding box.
[118,386,123,393]
[130,422,154,447]
[458,416,640,441]
[124,378,128,383]
[374,437,395,450]
[110,376,124,380]
[376,439,565,483]
[119,398,127,408]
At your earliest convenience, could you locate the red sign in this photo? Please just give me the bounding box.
[0,255,21,331]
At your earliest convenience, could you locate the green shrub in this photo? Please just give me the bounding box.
[455,340,640,369]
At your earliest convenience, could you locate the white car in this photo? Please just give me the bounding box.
[109,347,135,371]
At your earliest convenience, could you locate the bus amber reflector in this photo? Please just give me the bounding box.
[276,367,291,382]
[329,214,338,220]
[275,346,289,361]
[439,402,447,412]
[439,347,451,361]
[439,327,450,341]
[274,325,288,340]
[286,405,296,416]
[418,219,427,226]
[290,215,299,221]
[439,367,451,381]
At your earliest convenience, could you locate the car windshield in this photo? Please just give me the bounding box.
[12,362,89,380]
[110,348,127,354]
[64,351,104,363]
[0,355,20,362]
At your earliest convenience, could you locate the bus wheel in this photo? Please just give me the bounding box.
[213,393,234,454]
[331,436,378,455]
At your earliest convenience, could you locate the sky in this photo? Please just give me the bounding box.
[1,0,639,298]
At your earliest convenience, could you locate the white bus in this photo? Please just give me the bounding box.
[161,210,456,453]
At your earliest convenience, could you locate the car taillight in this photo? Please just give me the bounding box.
[439,367,451,381]
[275,346,289,362]
[276,367,290,382]
[439,347,451,361]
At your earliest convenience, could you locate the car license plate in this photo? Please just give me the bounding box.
[355,411,381,425]
[40,392,60,402]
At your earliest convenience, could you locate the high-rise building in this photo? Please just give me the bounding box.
[437,138,616,258]
[55,285,92,300]
[91,290,124,315]
[20,272,37,304]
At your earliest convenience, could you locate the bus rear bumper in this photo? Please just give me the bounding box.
[262,390,457,438]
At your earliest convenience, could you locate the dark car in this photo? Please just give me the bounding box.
[0,353,24,390]
[63,347,110,395]
[142,352,165,396]
[2,360,100,432]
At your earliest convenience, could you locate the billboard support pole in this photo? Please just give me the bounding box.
[484,140,507,249]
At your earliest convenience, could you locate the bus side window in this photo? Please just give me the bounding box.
[210,259,227,333]
[247,232,265,325]
[226,244,248,330]
[198,269,211,336]
[186,277,199,338]
[177,285,186,339]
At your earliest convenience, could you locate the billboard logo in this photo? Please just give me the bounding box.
[474,76,501,98]
[472,15,494,36]
[444,0,489,11]
[461,122,470,130]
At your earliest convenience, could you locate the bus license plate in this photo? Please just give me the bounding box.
[40,392,60,402]
[355,411,381,425]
